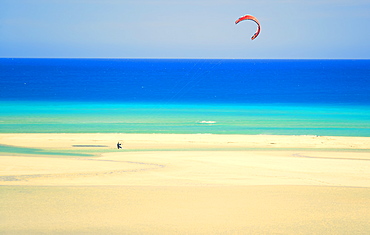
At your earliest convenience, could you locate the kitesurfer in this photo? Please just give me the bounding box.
[117,142,122,149]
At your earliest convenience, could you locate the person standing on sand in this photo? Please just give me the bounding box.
[117,142,122,149]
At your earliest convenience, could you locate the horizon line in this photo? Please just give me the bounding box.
[1,57,369,60]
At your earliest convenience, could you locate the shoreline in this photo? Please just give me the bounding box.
[1,133,369,187]
[1,133,369,153]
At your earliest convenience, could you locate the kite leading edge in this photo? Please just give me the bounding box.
[235,14,261,40]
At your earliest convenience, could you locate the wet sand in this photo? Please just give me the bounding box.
[1,133,370,234]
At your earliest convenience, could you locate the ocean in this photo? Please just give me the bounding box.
[1,59,369,136]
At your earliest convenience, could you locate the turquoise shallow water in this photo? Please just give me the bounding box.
[1,59,369,136]
[1,101,369,137]
[0,144,93,157]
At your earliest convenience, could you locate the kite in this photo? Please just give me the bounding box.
[235,14,261,40]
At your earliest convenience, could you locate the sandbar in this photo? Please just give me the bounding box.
[1,133,370,234]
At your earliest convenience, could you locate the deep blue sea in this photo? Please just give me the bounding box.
[1,58,369,136]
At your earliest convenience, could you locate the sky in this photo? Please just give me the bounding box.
[1,0,369,59]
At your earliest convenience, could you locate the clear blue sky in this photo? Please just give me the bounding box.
[1,0,369,59]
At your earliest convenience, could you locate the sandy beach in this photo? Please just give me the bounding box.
[1,133,370,234]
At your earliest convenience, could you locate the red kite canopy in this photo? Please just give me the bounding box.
[235,15,261,40]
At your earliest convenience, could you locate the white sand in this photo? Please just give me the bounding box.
[1,133,370,234]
